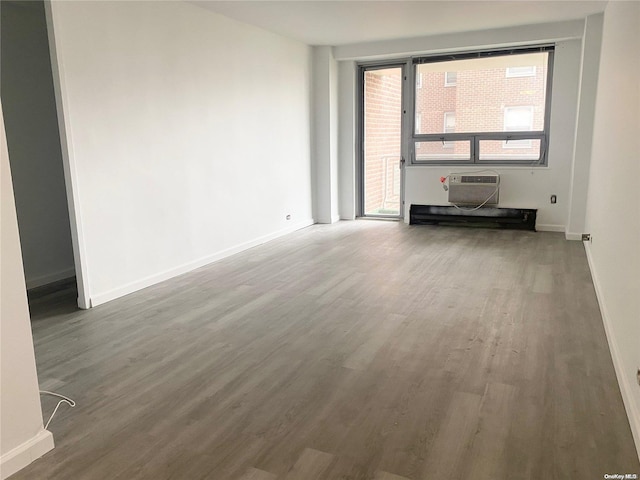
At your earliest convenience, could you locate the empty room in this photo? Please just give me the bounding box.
[1,1,639,479]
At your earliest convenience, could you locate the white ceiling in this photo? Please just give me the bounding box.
[192,1,607,46]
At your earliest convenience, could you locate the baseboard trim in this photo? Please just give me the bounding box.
[25,267,75,290]
[0,429,54,480]
[536,224,565,233]
[565,231,583,241]
[584,242,640,462]
[89,219,315,307]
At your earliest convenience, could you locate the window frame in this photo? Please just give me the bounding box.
[443,112,455,148]
[409,45,554,166]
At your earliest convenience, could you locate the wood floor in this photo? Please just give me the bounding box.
[13,221,639,479]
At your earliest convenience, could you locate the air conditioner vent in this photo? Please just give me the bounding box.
[461,175,497,184]
[449,174,500,205]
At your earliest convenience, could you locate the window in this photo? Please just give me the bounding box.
[411,46,553,165]
[503,106,533,148]
[506,66,536,77]
[444,71,457,86]
[416,72,423,88]
[443,112,455,148]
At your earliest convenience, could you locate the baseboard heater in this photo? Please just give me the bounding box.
[410,204,537,231]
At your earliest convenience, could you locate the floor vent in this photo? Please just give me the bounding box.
[410,204,537,231]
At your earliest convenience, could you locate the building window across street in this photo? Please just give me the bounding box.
[444,71,457,86]
[506,65,537,77]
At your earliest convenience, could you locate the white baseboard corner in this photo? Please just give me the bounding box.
[77,296,91,310]
[0,429,54,480]
[584,243,640,463]
[565,231,583,241]
[89,218,315,307]
[536,224,565,233]
[330,214,341,224]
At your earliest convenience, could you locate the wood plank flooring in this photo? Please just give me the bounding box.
[12,221,640,479]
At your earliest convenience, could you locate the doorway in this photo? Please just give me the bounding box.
[359,64,407,219]
[1,1,78,304]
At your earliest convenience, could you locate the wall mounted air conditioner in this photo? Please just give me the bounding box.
[448,174,500,205]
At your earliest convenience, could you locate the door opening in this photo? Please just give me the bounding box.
[359,64,406,218]
[1,1,79,308]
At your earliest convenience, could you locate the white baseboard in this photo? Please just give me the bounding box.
[565,231,583,241]
[330,214,341,224]
[26,267,75,290]
[89,219,315,307]
[0,429,54,480]
[584,242,640,462]
[536,224,565,233]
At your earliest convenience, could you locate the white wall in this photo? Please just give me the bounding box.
[312,46,340,224]
[333,19,585,61]
[336,21,590,233]
[567,13,604,239]
[584,1,640,460]
[47,1,313,306]
[1,102,54,479]
[338,61,357,220]
[1,1,75,289]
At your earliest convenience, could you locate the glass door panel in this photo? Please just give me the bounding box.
[363,66,403,217]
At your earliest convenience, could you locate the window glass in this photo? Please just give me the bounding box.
[415,140,470,162]
[444,71,457,86]
[411,48,552,165]
[414,52,548,135]
[443,112,455,148]
[503,106,534,148]
[479,139,542,161]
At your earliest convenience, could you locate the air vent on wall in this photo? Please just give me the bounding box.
[448,174,500,205]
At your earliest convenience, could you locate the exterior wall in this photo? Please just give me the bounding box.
[415,72,457,131]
